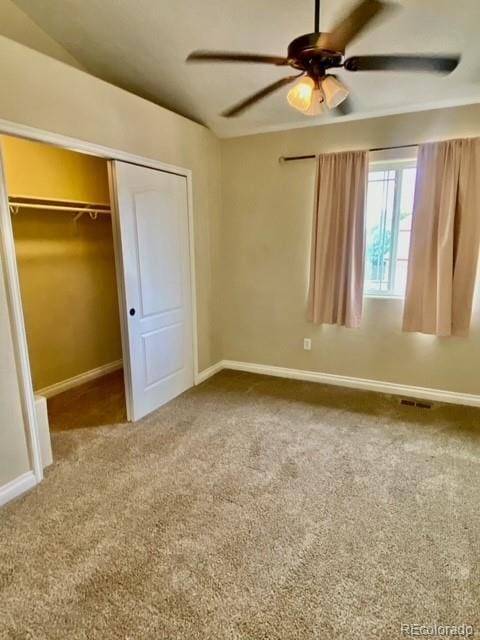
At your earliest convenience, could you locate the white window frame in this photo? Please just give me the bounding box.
[364,158,417,300]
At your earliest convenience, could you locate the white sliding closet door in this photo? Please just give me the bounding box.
[110,161,194,421]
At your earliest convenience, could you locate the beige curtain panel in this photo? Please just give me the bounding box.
[308,150,368,328]
[403,138,480,337]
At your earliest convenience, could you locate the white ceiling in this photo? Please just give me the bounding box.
[12,0,480,137]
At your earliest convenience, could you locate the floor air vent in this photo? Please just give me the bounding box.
[400,398,432,409]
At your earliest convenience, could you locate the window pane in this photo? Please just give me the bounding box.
[364,170,395,293]
[396,229,411,261]
[369,170,387,181]
[400,168,416,217]
[394,259,409,296]
[364,163,417,297]
[392,167,417,296]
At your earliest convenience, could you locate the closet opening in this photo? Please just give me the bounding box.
[1,134,127,465]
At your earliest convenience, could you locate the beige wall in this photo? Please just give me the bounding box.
[0,36,222,487]
[220,104,480,395]
[11,212,122,390]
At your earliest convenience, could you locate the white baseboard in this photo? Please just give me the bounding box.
[36,359,123,398]
[196,361,225,384]
[0,470,37,507]
[213,359,480,408]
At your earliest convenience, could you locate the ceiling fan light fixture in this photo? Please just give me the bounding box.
[322,75,350,109]
[287,76,315,112]
[302,86,327,116]
[287,76,326,115]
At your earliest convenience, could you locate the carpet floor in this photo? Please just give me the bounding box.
[1,370,480,639]
[47,369,127,432]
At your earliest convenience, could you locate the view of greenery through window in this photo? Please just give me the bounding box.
[364,163,417,297]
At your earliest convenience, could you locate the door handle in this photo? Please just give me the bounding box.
[129,308,136,316]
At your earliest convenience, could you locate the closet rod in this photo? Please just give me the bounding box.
[9,202,111,215]
[279,143,418,163]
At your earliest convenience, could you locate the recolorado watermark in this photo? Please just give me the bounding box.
[400,624,474,637]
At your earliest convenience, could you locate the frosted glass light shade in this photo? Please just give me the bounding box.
[287,76,326,116]
[322,75,349,109]
[302,88,327,116]
[287,76,315,112]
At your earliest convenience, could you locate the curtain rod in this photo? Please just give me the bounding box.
[279,143,418,163]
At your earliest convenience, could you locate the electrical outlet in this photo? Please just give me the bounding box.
[303,338,312,351]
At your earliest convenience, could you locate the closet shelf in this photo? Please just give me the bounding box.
[8,196,111,221]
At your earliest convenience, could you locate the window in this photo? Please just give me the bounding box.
[364,161,417,297]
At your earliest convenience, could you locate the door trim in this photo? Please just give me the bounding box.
[0,117,199,496]
[0,142,43,485]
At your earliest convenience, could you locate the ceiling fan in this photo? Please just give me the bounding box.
[186,0,460,118]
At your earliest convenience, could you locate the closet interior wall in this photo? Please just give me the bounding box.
[1,135,122,392]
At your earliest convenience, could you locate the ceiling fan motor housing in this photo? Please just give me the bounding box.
[287,33,344,75]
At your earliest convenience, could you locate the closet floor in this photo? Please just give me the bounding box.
[47,369,127,431]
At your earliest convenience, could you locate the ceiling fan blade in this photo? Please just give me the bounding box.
[318,0,390,52]
[344,54,461,73]
[187,51,288,66]
[334,95,353,116]
[221,74,302,117]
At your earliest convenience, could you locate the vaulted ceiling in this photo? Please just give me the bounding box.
[11,0,480,137]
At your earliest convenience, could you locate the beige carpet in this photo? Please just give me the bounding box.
[1,370,480,639]
[47,369,127,432]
